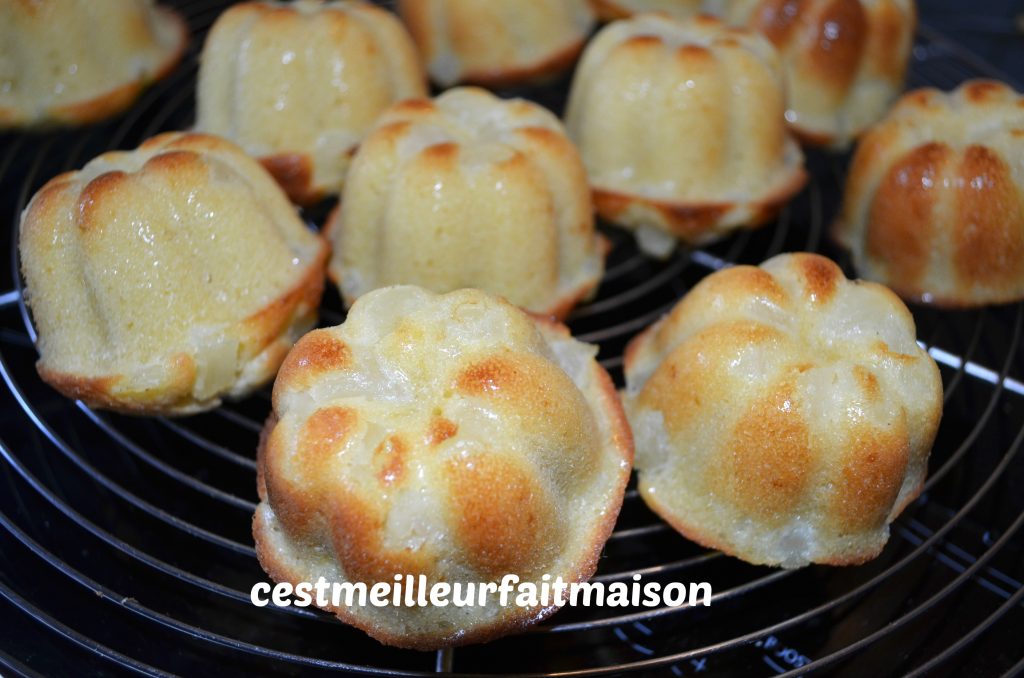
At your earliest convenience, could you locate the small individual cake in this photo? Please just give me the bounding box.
[0,0,187,127]
[727,0,917,149]
[196,0,427,204]
[581,1,917,149]
[326,87,606,319]
[564,14,806,255]
[19,132,328,415]
[623,253,942,568]
[835,80,1024,307]
[254,286,632,649]
[398,0,595,87]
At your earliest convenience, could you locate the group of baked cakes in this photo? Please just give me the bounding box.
[10,0,1024,651]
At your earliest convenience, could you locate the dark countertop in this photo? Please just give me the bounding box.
[922,1,1024,83]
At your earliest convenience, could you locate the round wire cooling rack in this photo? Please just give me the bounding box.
[1,2,1023,676]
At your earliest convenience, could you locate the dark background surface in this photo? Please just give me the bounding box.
[923,1,1024,82]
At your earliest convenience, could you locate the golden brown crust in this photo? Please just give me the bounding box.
[835,79,1024,307]
[259,154,319,206]
[37,352,196,416]
[594,189,728,242]
[425,417,458,446]
[676,42,712,61]
[829,423,909,533]
[299,407,357,479]
[789,125,846,148]
[74,169,127,227]
[752,0,802,44]
[871,0,913,79]
[395,0,428,50]
[717,383,813,524]
[34,368,122,410]
[327,490,432,588]
[593,163,808,244]
[852,365,880,402]
[804,0,867,95]
[952,145,1024,289]
[587,0,634,21]
[794,252,841,304]
[273,327,352,408]
[445,452,563,579]
[259,145,362,205]
[962,79,1008,104]
[865,142,948,292]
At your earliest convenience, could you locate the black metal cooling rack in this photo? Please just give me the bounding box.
[1,2,1023,676]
